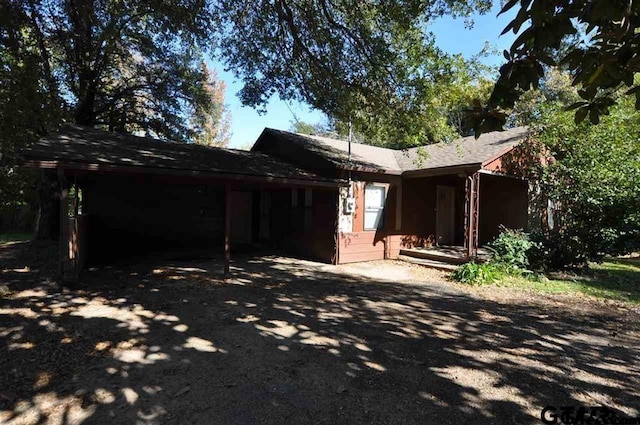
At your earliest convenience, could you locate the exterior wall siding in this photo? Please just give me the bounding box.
[270,188,337,263]
[336,172,528,264]
[477,173,529,245]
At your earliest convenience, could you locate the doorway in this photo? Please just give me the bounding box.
[436,185,455,245]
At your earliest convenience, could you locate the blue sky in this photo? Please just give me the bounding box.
[211,3,517,149]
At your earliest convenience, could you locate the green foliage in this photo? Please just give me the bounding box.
[0,3,62,230]
[1,0,233,233]
[472,0,640,135]
[454,228,539,285]
[530,95,640,268]
[1,0,230,143]
[452,262,504,285]
[214,0,493,147]
[497,259,640,305]
[487,227,537,271]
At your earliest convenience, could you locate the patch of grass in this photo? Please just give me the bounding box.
[451,262,505,285]
[0,233,33,245]
[495,258,640,304]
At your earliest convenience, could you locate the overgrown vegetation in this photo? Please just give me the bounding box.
[451,262,504,286]
[487,227,537,272]
[453,227,640,305]
[453,228,536,285]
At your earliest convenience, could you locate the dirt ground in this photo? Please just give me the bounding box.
[1,241,640,425]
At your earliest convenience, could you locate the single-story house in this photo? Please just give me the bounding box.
[22,124,532,279]
[251,127,531,264]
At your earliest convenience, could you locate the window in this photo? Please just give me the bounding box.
[364,185,385,230]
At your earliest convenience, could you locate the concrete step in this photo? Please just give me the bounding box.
[399,248,470,265]
[397,255,459,272]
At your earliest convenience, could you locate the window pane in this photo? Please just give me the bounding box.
[364,210,383,230]
[365,186,385,208]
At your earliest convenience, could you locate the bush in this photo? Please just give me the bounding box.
[451,262,504,285]
[487,227,538,271]
[453,228,539,285]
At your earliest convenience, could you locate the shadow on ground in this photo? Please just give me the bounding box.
[1,241,639,424]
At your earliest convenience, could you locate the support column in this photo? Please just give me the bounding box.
[224,185,232,276]
[395,177,402,231]
[57,168,69,281]
[464,172,481,259]
[472,172,480,257]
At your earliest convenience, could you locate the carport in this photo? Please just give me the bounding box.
[22,125,341,281]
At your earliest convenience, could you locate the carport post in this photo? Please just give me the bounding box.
[57,168,69,282]
[224,185,231,276]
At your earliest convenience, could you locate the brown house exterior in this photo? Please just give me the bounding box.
[23,124,532,278]
[252,127,531,264]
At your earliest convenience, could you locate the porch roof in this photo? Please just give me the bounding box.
[22,125,341,187]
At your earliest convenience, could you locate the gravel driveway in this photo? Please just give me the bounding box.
[2,242,639,424]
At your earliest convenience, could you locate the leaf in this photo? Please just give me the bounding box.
[499,0,519,16]
[566,101,588,111]
[575,107,588,124]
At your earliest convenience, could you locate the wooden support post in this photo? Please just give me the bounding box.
[394,177,402,231]
[224,186,232,276]
[473,172,480,257]
[57,168,69,282]
[464,172,481,259]
[464,176,472,258]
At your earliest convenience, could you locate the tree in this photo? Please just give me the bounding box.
[471,0,640,135]
[192,65,232,147]
[1,0,233,235]
[288,56,494,149]
[289,120,331,137]
[214,0,493,147]
[14,0,229,142]
[528,92,640,268]
[0,1,64,233]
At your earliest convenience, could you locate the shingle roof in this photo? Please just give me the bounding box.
[22,124,337,184]
[396,127,530,171]
[254,127,529,174]
[256,128,402,174]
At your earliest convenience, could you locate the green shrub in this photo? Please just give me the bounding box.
[487,227,538,271]
[452,262,504,285]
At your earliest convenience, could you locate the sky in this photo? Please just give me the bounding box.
[211,3,518,149]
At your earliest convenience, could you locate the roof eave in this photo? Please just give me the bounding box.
[22,159,340,188]
[401,163,482,178]
[336,163,402,175]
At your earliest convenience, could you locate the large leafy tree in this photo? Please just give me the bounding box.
[17,0,226,142]
[0,1,63,232]
[214,0,493,147]
[532,95,640,268]
[1,0,232,234]
[471,0,640,135]
[192,65,232,147]
[506,69,640,268]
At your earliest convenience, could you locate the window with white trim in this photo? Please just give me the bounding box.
[364,185,385,230]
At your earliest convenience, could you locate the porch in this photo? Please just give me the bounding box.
[398,245,493,271]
